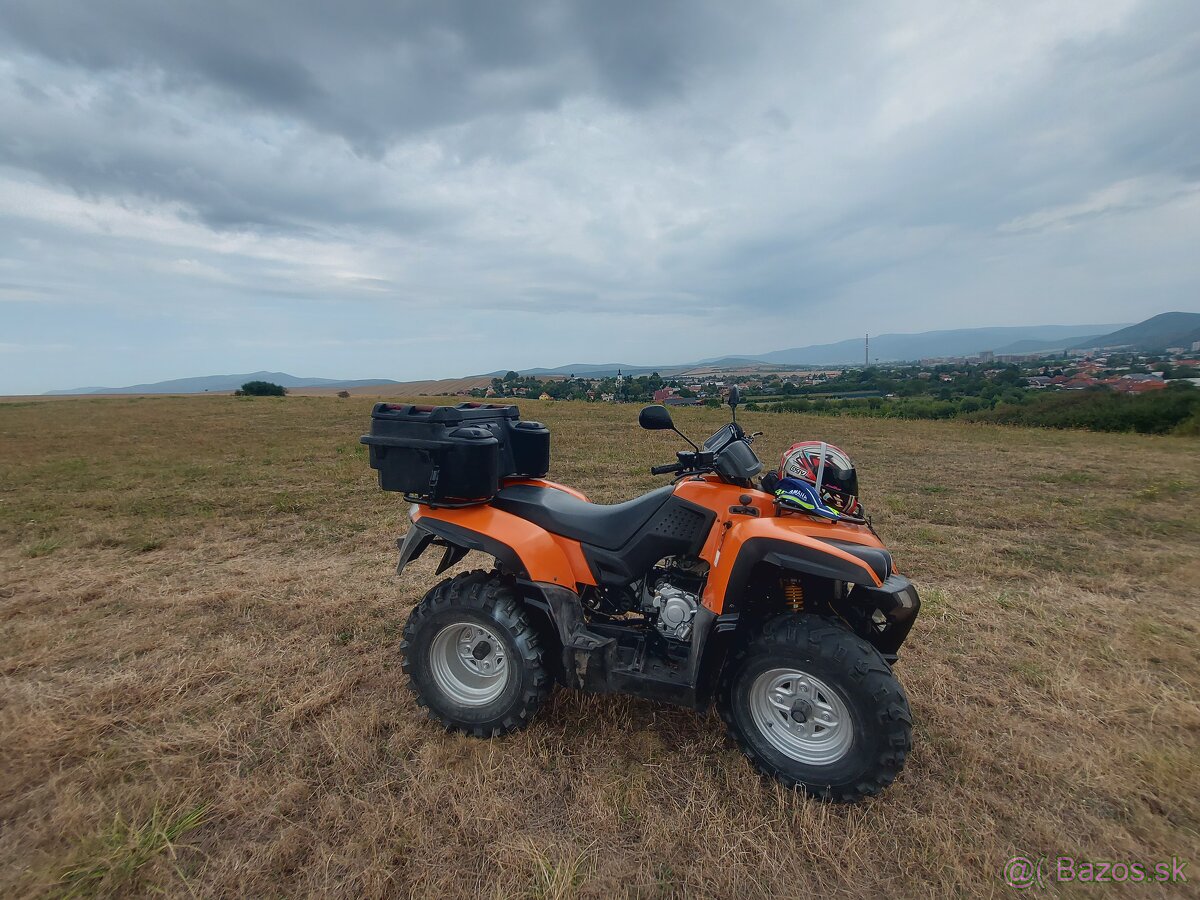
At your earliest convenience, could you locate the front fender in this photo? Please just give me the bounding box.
[703,516,887,613]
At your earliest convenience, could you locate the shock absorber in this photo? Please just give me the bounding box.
[783,578,805,613]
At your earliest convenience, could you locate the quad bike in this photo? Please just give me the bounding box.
[367,391,919,801]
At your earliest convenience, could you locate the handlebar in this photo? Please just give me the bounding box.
[650,462,685,475]
[650,449,716,476]
[648,424,766,482]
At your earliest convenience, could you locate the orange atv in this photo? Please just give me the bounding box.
[363,390,919,801]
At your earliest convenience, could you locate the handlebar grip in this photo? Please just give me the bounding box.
[651,463,683,475]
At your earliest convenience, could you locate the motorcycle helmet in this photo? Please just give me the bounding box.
[774,477,843,520]
[779,441,861,518]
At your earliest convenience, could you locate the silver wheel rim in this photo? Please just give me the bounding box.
[748,667,854,765]
[428,622,510,706]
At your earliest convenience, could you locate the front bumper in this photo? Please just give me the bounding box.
[848,574,921,660]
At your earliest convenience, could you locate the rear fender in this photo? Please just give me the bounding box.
[397,519,517,576]
[404,504,595,588]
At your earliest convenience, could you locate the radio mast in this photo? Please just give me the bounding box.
[864,334,869,368]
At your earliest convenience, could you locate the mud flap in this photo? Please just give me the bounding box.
[395,526,435,576]
[434,543,469,574]
[517,580,615,691]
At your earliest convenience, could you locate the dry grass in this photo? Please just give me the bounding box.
[1,395,1198,898]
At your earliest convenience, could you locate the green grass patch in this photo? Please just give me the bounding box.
[57,803,209,898]
[24,537,64,558]
[1044,470,1096,485]
[1135,478,1191,501]
[920,587,948,614]
[907,526,943,545]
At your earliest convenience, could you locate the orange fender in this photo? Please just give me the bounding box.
[415,504,596,589]
[701,515,886,613]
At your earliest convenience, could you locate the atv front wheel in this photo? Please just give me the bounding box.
[719,614,911,802]
[401,570,550,737]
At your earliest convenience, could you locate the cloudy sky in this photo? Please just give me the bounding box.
[2,0,1198,393]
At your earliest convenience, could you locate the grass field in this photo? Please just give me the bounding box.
[2,396,1198,898]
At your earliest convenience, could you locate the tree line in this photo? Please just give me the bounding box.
[764,383,1199,436]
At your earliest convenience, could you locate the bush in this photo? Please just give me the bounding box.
[1174,413,1200,437]
[240,381,287,397]
[966,384,1199,434]
[768,383,1199,435]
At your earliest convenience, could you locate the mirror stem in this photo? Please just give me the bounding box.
[673,427,700,451]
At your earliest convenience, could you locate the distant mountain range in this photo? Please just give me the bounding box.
[43,312,1198,395]
[500,314,1198,376]
[704,323,1127,367]
[45,371,399,395]
[495,324,1130,378]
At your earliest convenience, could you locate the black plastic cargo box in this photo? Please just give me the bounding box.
[361,403,550,501]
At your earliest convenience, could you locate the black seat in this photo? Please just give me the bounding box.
[493,484,675,550]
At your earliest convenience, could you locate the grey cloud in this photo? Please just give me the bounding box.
[0,0,757,238]
[1,0,1198,394]
[688,2,1200,313]
[0,0,739,148]
[0,69,458,234]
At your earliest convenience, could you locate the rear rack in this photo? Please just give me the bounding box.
[402,493,492,509]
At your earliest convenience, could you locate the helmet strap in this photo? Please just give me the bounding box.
[815,441,827,496]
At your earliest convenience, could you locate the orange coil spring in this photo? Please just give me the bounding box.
[783,579,805,612]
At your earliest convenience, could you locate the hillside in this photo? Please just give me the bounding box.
[46,371,400,395]
[990,334,1105,354]
[740,323,1128,366]
[1071,311,1200,351]
[288,375,501,397]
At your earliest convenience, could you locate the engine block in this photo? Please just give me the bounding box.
[646,583,700,641]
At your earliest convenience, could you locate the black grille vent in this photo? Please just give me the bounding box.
[652,504,707,542]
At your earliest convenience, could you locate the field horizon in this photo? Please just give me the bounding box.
[2,395,1198,898]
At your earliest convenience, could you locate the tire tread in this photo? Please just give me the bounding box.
[400,570,550,737]
[718,613,912,802]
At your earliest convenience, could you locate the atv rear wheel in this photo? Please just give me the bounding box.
[401,570,549,737]
[719,614,911,802]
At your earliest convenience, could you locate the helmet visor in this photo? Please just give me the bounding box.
[821,463,858,498]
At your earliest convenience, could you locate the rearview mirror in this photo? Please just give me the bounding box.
[639,404,674,430]
[728,386,741,409]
